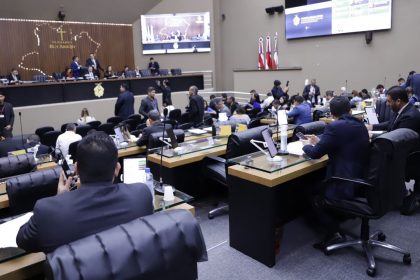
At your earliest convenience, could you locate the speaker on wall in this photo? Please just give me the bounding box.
[265,5,284,15]
[365,31,373,44]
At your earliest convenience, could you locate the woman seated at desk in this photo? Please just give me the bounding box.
[77,108,96,125]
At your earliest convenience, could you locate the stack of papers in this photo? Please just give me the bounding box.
[188,129,207,135]
[0,212,33,248]
[287,141,305,156]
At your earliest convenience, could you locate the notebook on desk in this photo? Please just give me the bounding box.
[0,212,33,248]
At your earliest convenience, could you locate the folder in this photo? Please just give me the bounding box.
[220,125,232,136]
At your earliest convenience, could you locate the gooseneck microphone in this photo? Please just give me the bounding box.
[159,108,169,188]
[19,112,24,146]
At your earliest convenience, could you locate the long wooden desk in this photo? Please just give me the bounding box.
[0,74,204,107]
[228,155,328,267]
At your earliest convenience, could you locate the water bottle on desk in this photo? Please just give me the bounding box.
[145,168,155,207]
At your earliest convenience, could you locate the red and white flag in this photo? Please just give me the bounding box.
[265,35,273,70]
[258,37,265,70]
[272,32,279,69]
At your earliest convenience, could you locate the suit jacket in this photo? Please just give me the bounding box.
[157,85,172,106]
[303,84,321,104]
[85,58,103,74]
[16,182,153,253]
[287,102,312,125]
[6,74,21,83]
[115,91,135,120]
[188,95,204,125]
[70,61,82,78]
[271,87,287,100]
[303,114,370,199]
[372,103,420,135]
[136,122,172,147]
[0,102,15,128]
[139,96,159,118]
[148,62,160,75]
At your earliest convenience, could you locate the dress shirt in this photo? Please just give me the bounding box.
[56,131,82,158]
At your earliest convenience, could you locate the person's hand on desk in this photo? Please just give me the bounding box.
[303,134,319,146]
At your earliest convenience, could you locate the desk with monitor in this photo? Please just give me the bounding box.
[227,151,328,267]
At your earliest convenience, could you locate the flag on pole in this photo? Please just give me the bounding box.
[258,37,265,70]
[272,32,279,69]
[265,35,273,70]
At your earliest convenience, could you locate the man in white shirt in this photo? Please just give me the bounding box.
[84,66,96,80]
[56,123,82,158]
[260,92,274,109]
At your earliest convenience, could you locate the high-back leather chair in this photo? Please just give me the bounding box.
[170,68,182,75]
[46,210,208,280]
[35,126,54,138]
[75,124,92,137]
[40,131,61,147]
[321,128,418,277]
[107,116,123,125]
[169,109,182,123]
[6,167,61,215]
[203,126,269,219]
[293,121,326,141]
[0,154,37,179]
[375,98,394,123]
[68,140,81,162]
[148,129,184,149]
[86,120,101,130]
[140,69,152,77]
[97,123,115,135]
[159,69,169,76]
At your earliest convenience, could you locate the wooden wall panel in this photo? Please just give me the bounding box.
[0,19,134,80]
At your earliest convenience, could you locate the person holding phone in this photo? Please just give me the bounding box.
[17,132,154,253]
[271,80,289,100]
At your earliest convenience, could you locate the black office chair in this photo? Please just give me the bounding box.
[292,121,326,141]
[247,118,263,129]
[7,167,61,215]
[106,116,123,125]
[75,124,92,137]
[97,123,115,135]
[136,123,147,132]
[33,75,48,82]
[140,69,152,77]
[68,140,81,162]
[178,122,194,130]
[127,113,143,122]
[123,118,141,132]
[46,210,207,280]
[148,129,184,149]
[35,126,54,138]
[61,123,77,133]
[202,126,270,219]
[125,70,136,78]
[313,107,330,121]
[255,111,270,119]
[321,128,418,277]
[169,109,182,123]
[41,131,61,147]
[170,68,182,75]
[162,119,178,129]
[157,69,168,76]
[375,98,394,123]
[0,154,36,179]
[86,120,101,130]
[52,72,63,81]
[180,112,191,124]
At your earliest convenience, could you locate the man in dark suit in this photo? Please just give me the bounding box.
[114,83,134,120]
[0,92,15,139]
[148,57,160,76]
[187,85,204,126]
[367,85,420,135]
[139,87,159,119]
[17,132,154,253]
[85,53,104,78]
[136,110,171,147]
[303,97,370,248]
[367,86,420,215]
[70,56,84,79]
[24,134,50,156]
[303,78,321,106]
[6,68,21,84]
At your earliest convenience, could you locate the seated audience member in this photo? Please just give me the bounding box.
[406,87,418,105]
[229,106,251,125]
[376,84,386,98]
[187,86,205,126]
[221,93,228,104]
[56,123,82,158]
[204,100,217,117]
[321,90,335,110]
[24,134,50,156]
[148,57,160,76]
[261,92,274,110]
[122,65,130,77]
[287,95,312,125]
[17,132,154,253]
[104,65,115,79]
[360,89,371,100]
[139,87,159,119]
[213,97,231,118]
[84,66,96,80]
[303,97,369,248]
[398,77,406,87]
[367,85,420,135]
[271,80,288,100]
[208,94,217,110]
[225,96,239,114]
[7,68,21,84]
[161,102,175,118]
[249,92,261,111]
[136,110,170,147]
[62,66,73,79]
[350,90,362,107]
[77,108,96,125]
[302,92,313,107]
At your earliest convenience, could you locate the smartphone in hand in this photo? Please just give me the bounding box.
[296,132,308,140]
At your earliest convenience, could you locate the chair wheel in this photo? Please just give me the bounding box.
[366,267,376,277]
[377,233,386,242]
[403,254,411,265]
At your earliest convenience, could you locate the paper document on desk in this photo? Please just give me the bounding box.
[365,107,379,125]
[287,141,305,156]
[0,212,33,248]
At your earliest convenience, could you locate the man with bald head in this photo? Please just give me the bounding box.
[187,85,204,126]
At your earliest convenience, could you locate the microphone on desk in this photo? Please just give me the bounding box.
[18,112,24,146]
[159,108,169,188]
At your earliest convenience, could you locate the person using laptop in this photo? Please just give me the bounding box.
[17,132,153,253]
[302,96,370,250]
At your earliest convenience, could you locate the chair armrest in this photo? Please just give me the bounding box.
[324,176,373,188]
[204,155,226,164]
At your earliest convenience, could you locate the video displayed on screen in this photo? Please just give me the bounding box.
[285,0,392,39]
[141,12,211,54]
